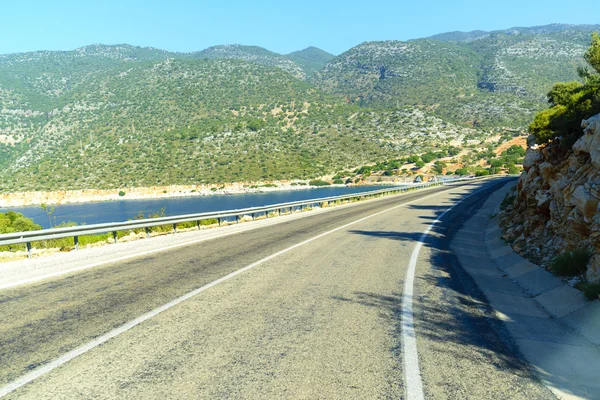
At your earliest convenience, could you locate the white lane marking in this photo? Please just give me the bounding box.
[0,182,491,397]
[402,184,500,400]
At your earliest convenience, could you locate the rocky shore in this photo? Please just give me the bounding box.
[499,113,600,281]
[0,179,410,208]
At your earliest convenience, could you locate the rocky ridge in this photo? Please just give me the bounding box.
[500,113,600,281]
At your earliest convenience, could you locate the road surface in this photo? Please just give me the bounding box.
[0,179,554,399]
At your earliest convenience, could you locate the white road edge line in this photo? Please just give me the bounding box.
[0,181,496,397]
[402,183,502,400]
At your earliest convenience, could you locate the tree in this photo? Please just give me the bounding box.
[584,32,600,74]
[421,153,435,163]
[356,166,372,176]
[415,160,425,169]
[503,145,526,157]
[40,203,55,228]
[0,212,41,234]
[530,33,600,144]
[447,146,460,156]
[432,160,447,174]
[407,155,420,164]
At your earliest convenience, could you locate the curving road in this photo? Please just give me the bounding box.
[0,179,554,399]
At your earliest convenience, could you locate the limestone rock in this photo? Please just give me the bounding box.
[535,190,551,214]
[570,185,599,222]
[538,162,555,182]
[523,148,543,171]
[574,114,600,168]
[500,113,600,281]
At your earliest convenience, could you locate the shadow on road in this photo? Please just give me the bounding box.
[338,180,549,392]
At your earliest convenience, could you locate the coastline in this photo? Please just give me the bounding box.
[0,179,410,208]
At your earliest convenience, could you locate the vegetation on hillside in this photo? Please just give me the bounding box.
[0,25,596,193]
[0,54,482,191]
[529,32,600,144]
[315,29,595,129]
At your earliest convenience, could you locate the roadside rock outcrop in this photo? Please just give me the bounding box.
[500,113,600,281]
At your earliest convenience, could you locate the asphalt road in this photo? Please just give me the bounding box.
[0,180,554,399]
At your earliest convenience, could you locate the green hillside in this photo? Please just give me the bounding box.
[315,28,596,128]
[0,54,477,192]
[1,25,598,192]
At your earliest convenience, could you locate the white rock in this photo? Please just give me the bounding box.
[523,148,543,171]
[574,113,600,168]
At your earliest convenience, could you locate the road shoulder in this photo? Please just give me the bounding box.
[451,182,600,400]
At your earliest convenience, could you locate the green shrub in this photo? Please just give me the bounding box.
[309,179,331,186]
[130,208,172,234]
[355,166,372,176]
[507,163,520,175]
[0,211,43,251]
[550,249,592,276]
[421,153,435,163]
[333,179,344,184]
[118,191,126,197]
[432,161,447,174]
[502,145,526,157]
[578,282,600,301]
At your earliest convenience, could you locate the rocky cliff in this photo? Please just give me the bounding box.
[500,113,600,281]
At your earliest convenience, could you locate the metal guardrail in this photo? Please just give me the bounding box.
[0,177,480,258]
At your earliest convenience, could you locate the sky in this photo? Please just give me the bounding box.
[1,0,598,56]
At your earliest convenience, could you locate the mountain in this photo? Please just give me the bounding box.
[427,23,600,42]
[1,24,598,192]
[285,47,336,77]
[189,45,335,79]
[315,27,597,128]
[0,49,475,192]
[189,45,307,79]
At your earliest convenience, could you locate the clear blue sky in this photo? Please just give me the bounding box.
[1,0,598,55]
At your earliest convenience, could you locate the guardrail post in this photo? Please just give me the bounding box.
[26,242,32,259]
[251,213,255,220]
[74,236,79,250]
[236,215,239,224]
[146,227,150,238]
[112,232,117,244]
[265,211,269,219]
[173,223,177,234]
[196,221,201,230]
[218,217,222,226]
